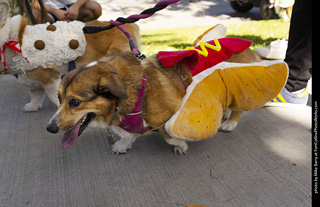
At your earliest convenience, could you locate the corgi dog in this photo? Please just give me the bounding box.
[46,45,261,154]
[0,1,140,112]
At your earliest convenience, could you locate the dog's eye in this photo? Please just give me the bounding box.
[69,99,81,107]
[57,94,61,104]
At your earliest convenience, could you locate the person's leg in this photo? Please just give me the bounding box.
[265,0,312,108]
[284,0,312,92]
[77,1,102,22]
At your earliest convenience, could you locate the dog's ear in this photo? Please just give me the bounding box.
[0,1,9,29]
[95,71,128,100]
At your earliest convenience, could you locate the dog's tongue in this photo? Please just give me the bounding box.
[60,121,81,149]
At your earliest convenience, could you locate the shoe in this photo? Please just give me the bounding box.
[265,86,309,108]
[278,0,295,8]
[255,38,288,60]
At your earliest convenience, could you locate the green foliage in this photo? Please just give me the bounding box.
[141,20,290,57]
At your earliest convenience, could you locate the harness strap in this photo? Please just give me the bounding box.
[68,60,76,71]
[118,74,153,134]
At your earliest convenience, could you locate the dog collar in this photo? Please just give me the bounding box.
[0,41,28,72]
[118,74,153,134]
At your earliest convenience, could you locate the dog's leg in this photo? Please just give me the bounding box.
[219,109,242,132]
[160,127,188,155]
[43,81,60,106]
[110,126,140,155]
[221,108,232,123]
[23,87,45,112]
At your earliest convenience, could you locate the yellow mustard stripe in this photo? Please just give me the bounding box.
[186,38,221,57]
[277,93,287,103]
[272,98,279,102]
[297,86,308,98]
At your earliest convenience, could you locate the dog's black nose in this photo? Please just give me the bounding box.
[46,122,59,134]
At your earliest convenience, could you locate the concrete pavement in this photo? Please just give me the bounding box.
[0,73,311,206]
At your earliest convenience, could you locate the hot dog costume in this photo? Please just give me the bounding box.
[159,25,288,140]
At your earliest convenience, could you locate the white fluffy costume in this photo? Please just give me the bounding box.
[1,15,86,74]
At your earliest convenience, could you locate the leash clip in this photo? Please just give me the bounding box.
[137,53,147,60]
[129,40,147,60]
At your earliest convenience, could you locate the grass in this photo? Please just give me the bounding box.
[141,19,290,57]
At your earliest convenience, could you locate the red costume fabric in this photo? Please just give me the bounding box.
[158,37,252,76]
[1,41,27,72]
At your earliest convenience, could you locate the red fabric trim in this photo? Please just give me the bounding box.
[158,37,252,76]
[1,41,27,72]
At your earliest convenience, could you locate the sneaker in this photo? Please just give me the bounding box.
[265,86,309,108]
[278,0,295,8]
[255,38,288,60]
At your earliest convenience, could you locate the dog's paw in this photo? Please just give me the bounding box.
[174,146,188,155]
[219,120,238,132]
[173,142,188,155]
[111,140,132,155]
[165,137,188,155]
[23,103,41,112]
[222,108,232,122]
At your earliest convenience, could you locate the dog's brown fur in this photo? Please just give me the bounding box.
[55,52,192,132]
[48,48,260,154]
[75,20,141,67]
[24,65,61,84]
[18,15,27,45]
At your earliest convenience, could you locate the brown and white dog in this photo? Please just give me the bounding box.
[46,47,260,154]
[0,1,140,112]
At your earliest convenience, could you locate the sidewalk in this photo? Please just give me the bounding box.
[96,0,261,29]
[0,74,311,206]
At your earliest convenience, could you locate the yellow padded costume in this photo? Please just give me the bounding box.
[159,24,289,141]
[165,61,288,140]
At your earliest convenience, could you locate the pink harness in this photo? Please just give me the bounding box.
[118,74,153,134]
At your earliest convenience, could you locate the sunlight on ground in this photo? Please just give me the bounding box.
[262,107,311,163]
